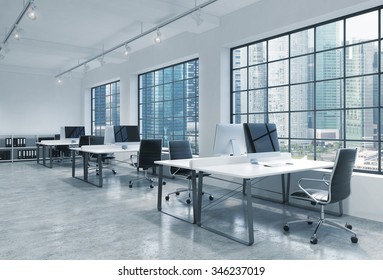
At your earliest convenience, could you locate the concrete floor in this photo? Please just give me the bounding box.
[1,159,383,260]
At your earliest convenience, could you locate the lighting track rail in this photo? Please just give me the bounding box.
[54,0,218,79]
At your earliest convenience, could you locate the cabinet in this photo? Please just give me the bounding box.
[0,134,55,162]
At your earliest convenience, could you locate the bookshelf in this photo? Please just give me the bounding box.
[0,134,55,162]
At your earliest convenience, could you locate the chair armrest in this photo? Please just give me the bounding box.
[297,177,330,203]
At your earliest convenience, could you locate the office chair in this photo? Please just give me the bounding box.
[129,139,164,188]
[52,134,71,162]
[283,148,358,244]
[78,135,116,175]
[165,140,213,204]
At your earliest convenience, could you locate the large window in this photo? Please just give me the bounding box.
[91,81,120,136]
[139,59,199,153]
[231,7,383,173]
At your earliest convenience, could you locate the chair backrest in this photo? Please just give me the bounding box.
[89,136,104,145]
[78,135,91,147]
[329,148,357,203]
[169,140,192,175]
[138,139,162,169]
[243,123,280,153]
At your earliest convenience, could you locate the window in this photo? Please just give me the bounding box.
[139,59,199,153]
[231,7,383,174]
[91,81,120,136]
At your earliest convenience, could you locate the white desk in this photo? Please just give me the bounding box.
[36,139,78,168]
[156,155,333,245]
[71,144,139,187]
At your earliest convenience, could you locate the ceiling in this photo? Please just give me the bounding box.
[0,0,260,76]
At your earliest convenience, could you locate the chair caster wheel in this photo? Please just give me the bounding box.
[310,237,318,244]
[209,195,214,201]
[129,181,133,188]
[351,236,358,243]
[307,221,313,225]
[346,224,352,230]
[176,192,180,195]
[165,196,170,201]
[150,185,154,188]
[162,181,166,185]
[283,225,289,232]
[186,199,191,204]
[112,170,117,175]
[96,172,99,176]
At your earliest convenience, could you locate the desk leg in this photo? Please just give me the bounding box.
[42,145,46,166]
[83,154,88,182]
[196,171,204,226]
[98,154,103,188]
[72,150,76,177]
[157,165,163,211]
[285,173,291,203]
[49,146,53,168]
[244,178,255,245]
[36,144,40,164]
[191,170,198,224]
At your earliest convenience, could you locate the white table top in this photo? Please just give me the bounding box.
[36,139,79,145]
[156,156,333,179]
[71,144,140,154]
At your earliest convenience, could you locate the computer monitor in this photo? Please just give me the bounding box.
[114,125,140,143]
[212,124,247,156]
[243,123,280,153]
[64,126,85,139]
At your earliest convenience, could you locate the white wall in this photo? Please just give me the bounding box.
[0,70,83,135]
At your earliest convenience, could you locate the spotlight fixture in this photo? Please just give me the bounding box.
[13,26,22,40]
[27,2,37,20]
[83,63,90,73]
[192,7,203,26]
[154,28,161,44]
[123,44,131,56]
[57,77,63,84]
[98,55,106,66]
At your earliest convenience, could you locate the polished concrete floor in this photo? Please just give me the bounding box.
[1,159,383,260]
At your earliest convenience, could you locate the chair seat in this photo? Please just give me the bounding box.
[290,189,329,204]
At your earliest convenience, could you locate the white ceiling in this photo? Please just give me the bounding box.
[0,0,260,76]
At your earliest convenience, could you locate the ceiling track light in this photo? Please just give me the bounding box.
[0,0,36,53]
[13,26,22,40]
[54,0,218,79]
[154,29,162,44]
[27,3,37,21]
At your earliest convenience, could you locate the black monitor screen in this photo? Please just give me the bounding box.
[65,126,85,138]
[114,125,140,142]
[243,123,280,153]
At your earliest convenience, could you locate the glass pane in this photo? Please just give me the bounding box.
[316,49,344,80]
[164,84,173,101]
[233,91,247,114]
[316,141,342,161]
[185,60,196,78]
[290,54,314,84]
[154,70,163,85]
[249,89,266,113]
[268,35,289,61]
[248,64,267,89]
[164,67,173,83]
[233,114,248,124]
[174,64,184,81]
[232,46,248,68]
[291,83,314,111]
[290,28,314,56]
[316,80,343,109]
[346,11,378,45]
[345,108,377,140]
[316,20,344,51]
[268,59,289,86]
[248,114,266,123]
[291,112,314,138]
[174,81,184,99]
[316,110,342,138]
[269,113,289,138]
[348,141,378,171]
[346,42,378,76]
[232,68,248,91]
[154,85,163,102]
[249,42,267,65]
[346,76,377,108]
[268,86,288,112]
[291,140,314,159]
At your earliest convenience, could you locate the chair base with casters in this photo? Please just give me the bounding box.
[165,174,213,204]
[128,168,166,188]
[283,202,358,244]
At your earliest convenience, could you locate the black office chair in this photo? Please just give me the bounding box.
[283,148,358,244]
[165,140,213,204]
[129,139,164,188]
[52,134,71,162]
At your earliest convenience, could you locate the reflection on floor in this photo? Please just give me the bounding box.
[0,160,382,260]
